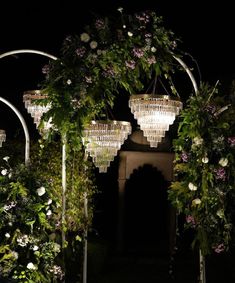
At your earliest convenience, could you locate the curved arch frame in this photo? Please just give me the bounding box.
[0,97,30,165]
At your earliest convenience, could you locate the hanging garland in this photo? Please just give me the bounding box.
[168,82,235,256]
[41,8,182,142]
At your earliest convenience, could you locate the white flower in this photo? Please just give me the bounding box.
[27,262,37,270]
[123,25,126,29]
[12,251,18,259]
[33,245,39,251]
[5,232,10,238]
[218,158,228,167]
[67,79,72,85]
[36,186,46,196]
[193,136,203,145]
[127,31,133,37]
[47,199,52,205]
[1,169,8,175]
[192,198,201,206]
[117,7,123,13]
[3,156,10,162]
[80,32,90,42]
[151,46,157,52]
[202,157,209,163]
[188,182,197,191]
[90,40,98,49]
[8,172,12,179]
[46,209,52,216]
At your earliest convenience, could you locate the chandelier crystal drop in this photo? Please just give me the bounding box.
[83,120,132,173]
[129,94,183,147]
[0,129,6,147]
[23,90,53,134]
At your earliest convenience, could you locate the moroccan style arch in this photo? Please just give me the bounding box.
[116,149,174,251]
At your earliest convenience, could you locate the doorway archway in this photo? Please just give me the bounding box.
[124,164,169,255]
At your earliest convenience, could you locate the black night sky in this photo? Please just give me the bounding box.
[1,1,235,137]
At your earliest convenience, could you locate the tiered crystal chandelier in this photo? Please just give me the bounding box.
[23,90,53,134]
[129,94,183,147]
[83,120,132,173]
[0,129,6,147]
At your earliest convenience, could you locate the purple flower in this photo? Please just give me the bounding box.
[214,243,225,253]
[133,47,144,58]
[205,104,216,114]
[75,47,86,58]
[42,64,50,75]
[186,215,196,227]
[95,19,105,30]
[125,60,136,70]
[214,167,226,181]
[181,152,188,162]
[147,55,156,65]
[145,33,152,38]
[102,66,116,78]
[135,12,150,24]
[228,137,235,147]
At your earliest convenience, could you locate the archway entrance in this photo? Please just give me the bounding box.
[124,164,169,255]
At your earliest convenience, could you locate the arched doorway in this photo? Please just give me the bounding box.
[124,164,169,255]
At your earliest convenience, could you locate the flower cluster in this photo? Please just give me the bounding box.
[168,83,235,256]
[0,157,64,282]
[41,8,180,140]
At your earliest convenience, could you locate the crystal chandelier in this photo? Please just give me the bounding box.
[129,94,183,147]
[83,120,132,173]
[0,129,6,147]
[23,90,53,134]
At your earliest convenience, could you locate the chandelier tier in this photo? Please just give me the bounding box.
[0,129,6,147]
[23,90,53,133]
[83,120,132,173]
[129,94,183,148]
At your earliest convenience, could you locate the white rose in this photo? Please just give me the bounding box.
[90,41,98,49]
[47,199,52,205]
[67,79,72,85]
[36,186,46,196]
[46,210,52,216]
[27,262,36,270]
[3,156,10,162]
[5,233,10,238]
[151,46,157,52]
[188,182,197,191]
[1,169,8,175]
[33,245,39,251]
[80,32,90,42]
[202,157,209,163]
[192,198,201,206]
[127,31,133,37]
[218,158,228,167]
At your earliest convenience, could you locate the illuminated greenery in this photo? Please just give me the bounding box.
[168,83,235,256]
[40,8,181,142]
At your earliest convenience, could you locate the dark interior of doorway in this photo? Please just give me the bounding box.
[124,164,170,256]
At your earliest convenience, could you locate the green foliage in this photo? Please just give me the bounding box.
[0,157,64,282]
[0,141,97,282]
[40,8,182,144]
[168,82,235,256]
